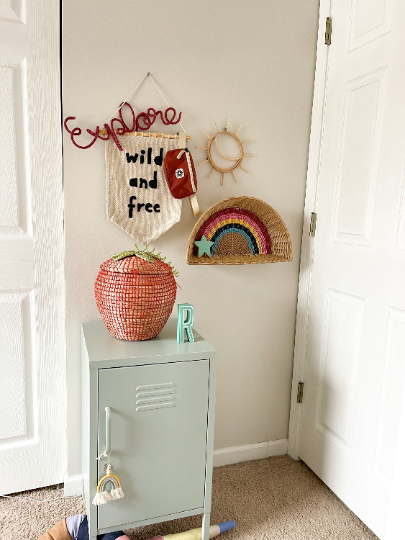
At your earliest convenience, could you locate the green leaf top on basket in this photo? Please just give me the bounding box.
[112,245,180,279]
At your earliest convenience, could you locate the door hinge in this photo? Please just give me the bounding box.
[297,382,304,404]
[310,212,317,236]
[325,17,332,45]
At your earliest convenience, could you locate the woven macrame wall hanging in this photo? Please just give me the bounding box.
[103,73,201,242]
[186,196,293,265]
[106,134,182,244]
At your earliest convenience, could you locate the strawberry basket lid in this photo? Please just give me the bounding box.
[100,255,173,276]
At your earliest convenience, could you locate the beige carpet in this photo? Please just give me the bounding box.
[0,456,378,540]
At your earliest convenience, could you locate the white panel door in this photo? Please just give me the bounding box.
[0,0,66,493]
[295,0,405,536]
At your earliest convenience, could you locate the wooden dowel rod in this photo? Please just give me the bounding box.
[208,168,214,179]
[240,165,249,173]
[98,130,191,139]
[232,171,238,183]
[236,125,242,134]
[198,159,209,165]
[214,119,219,133]
[195,146,208,150]
[242,139,252,145]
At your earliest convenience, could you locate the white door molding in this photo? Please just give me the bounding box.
[385,379,405,539]
[0,0,66,493]
[288,0,332,460]
[288,0,405,535]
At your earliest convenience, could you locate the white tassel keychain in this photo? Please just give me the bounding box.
[92,463,125,505]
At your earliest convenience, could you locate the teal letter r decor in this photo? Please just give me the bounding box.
[177,303,195,343]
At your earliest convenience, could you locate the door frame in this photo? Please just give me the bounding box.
[385,380,405,539]
[0,0,67,493]
[287,0,405,536]
[287,0,331,460]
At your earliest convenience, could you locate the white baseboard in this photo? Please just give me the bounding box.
[64,439,288,495]
[64,474,83,497]
[213,438,288,467]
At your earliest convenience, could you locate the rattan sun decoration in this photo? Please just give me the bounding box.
[196,120,253,186]
[187,196,293,265]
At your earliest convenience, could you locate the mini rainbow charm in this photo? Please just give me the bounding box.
[92,464,125,505]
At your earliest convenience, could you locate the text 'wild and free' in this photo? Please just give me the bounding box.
[127,147,164,216]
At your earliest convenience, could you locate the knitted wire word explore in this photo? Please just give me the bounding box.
[64,103,182,152]
[64,72,187,152]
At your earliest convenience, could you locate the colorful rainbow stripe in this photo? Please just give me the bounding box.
[194,207,271,256]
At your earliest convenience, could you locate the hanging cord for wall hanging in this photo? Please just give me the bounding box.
[148,73,188,134]
[106,72,149,124]
[106,72,188,134]
[64,72,188,149]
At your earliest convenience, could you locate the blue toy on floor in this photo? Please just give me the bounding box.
[39,514,235,540]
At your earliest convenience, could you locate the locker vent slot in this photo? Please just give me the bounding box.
[136,389,175,398]
[136,382,176,412]
[136,382,175,391]
[136,402,176,412]
[136,395,175,405]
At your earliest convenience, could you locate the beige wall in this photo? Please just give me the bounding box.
[63,0,319,476]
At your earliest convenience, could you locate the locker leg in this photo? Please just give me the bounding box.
[202,511,211,540]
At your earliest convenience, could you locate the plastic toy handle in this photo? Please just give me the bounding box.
[218,522,236,534]
[105,407,111,455]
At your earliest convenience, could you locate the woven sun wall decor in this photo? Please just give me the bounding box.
[197,120,253,186]
[186,196,293,265]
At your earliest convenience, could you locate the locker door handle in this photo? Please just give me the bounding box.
[105,407,111,455]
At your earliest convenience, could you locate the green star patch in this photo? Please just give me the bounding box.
[194,235,214,257]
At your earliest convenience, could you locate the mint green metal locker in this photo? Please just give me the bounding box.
[82,319,217,540]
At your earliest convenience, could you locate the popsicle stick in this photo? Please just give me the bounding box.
[98,131,191,139]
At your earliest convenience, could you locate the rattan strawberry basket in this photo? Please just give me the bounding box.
[95,254,177,341]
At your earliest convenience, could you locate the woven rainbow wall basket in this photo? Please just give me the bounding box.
[95,256,177,341]
[187,196,293,265]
